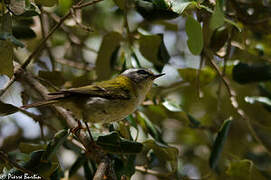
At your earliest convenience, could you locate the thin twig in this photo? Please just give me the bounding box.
[70,8,93,32]
[0,0,104,98]
[135,166,171,178]
[204,50,271,157]
[55,58,95,71]
[196,54,204,98]
[216,28,233,112]
[18,108,58,132]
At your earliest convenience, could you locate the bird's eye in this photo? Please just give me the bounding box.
[137,70,150,75]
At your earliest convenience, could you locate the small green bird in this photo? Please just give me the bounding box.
[22,69,164,123]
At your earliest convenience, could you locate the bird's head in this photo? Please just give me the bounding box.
[122,69,165,84]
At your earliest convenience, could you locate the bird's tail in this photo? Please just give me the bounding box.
[21,99,59,109]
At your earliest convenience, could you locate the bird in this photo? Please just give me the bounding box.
[22,69,165,123]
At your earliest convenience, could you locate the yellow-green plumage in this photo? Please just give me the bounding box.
[22,69,164,123]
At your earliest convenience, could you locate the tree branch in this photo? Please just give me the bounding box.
[0,0,104,98]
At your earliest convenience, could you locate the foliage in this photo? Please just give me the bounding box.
[0,0,271,179]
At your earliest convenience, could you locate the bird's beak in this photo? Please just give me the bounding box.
[152,73,165,80]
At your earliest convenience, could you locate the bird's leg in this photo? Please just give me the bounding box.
[84,121,95,143]
[70,118,84,134]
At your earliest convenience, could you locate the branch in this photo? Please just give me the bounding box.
[93,157,116,180]
[135,166,171,178]
[17,69,115,178]
[0,0,104,98]
[55,58,94,71]
[204,50,271,157]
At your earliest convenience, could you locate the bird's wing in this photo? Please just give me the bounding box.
[48,76,133,100]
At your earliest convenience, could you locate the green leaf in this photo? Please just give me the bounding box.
[97,131,143,154]
[226,159,253,180]
[210,0,224,30]
[69,156,86,177]
[143,140,178,172]
[58,0,72,15]
[0,101,19,116]
[42,130,68,161]
[185,16,203,55]
[232,62,271,84]
[178,67,216,86]
[35,0,58,7]
[187,114,201,128]
[113,155,136,178]
[210,26,228,52]
[19,143,46,154]
[169,0,196,14]
[39,71,66,86]
[83,161,94,179]
[96,32,123,80]
[162,100,183,112]
[209,118,232,169]
[139,33,169,69]
[0,40,13,78]
[137,112,163,143]
[12,25,36,39]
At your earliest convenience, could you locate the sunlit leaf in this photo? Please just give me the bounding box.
[178,67,216,86]
[185,16,203,55]
[209,118,232,169]
[162,100,183,112]
[169,0,196,14]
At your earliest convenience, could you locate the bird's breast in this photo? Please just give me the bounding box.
[83,96,139,123]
